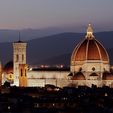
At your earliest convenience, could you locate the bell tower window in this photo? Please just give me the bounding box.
[21,69,23,76]
[16,54,19,62]
[22,54,24,62]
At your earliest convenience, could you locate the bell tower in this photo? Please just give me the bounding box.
[13,40,27,86]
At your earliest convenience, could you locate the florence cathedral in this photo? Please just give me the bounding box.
[1,24,113,88]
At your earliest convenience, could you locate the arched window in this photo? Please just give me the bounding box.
[22,54,24,62]
[21,69,23,76]
[92,67,95,71]
[25,69,26,76]
[16,54,19,62]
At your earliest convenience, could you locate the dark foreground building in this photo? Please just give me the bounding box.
[0,86,113,113]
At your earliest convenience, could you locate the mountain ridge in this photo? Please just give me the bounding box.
[0,31,113,66]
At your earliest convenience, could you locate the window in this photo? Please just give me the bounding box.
[22,54,24,62]
[21,69,23,76]
[92,67,95,71]
[25,69,26,76]
[16,54,19,62]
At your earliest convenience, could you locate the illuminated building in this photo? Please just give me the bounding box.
[2,24,113,87]
[69,24,113,87]
[13,40,27,86]
[2,61,13,85]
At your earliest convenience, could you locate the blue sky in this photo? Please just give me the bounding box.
[0,0,113,31]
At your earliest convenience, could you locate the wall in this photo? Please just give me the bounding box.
[27,70,69,79]
[28,78,113,88]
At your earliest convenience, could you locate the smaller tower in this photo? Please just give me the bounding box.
[13,37,27,86]
[19,64,28,87]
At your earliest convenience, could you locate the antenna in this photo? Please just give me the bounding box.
[19,32,21,42]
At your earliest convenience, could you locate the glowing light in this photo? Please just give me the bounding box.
[60,65,64,68]
[41,65,44,68]
[29,68,32,71]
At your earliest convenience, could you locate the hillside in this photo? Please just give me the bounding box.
[0,31,113,66]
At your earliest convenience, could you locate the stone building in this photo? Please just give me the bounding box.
[69,24,113,87]
[13,40,27,86]
[2,24,113,87]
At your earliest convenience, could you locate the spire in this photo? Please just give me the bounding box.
[19,32,21,42]
[85,24,94,39]
[17,32,23,43]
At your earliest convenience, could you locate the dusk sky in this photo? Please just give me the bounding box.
[0,0,113,31]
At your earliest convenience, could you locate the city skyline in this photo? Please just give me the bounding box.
[1,1,113,113]
[0,0,113,32]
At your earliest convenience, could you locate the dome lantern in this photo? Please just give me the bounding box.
[85,24,94,40]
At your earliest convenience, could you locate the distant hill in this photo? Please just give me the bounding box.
[0,27,72,42]
[0,31,113,66]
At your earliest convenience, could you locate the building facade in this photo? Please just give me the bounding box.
[69,24,113,87]
[2,24,113,88]
[13,41,27,86]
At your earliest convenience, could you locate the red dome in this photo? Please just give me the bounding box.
[71,24,109,62]
[71,39,109,61]
[72,72,85,80]
[103,72,113,80]
[4,61,13,74]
